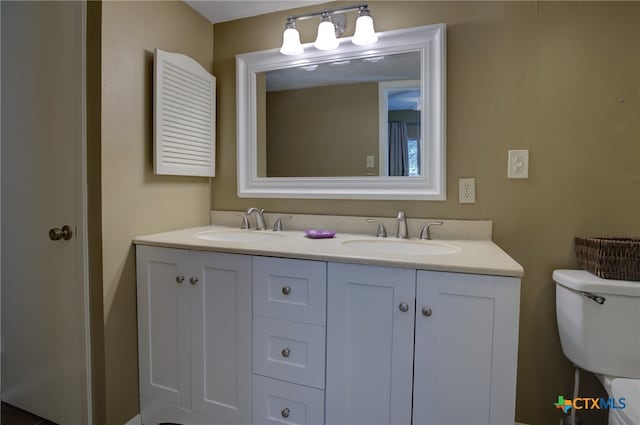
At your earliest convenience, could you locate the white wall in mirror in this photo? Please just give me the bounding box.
[236,23,446,200]
[378,79,422,177]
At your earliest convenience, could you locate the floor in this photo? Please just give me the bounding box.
[1,403,57,425]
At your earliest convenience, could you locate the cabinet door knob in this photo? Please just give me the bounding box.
[189,277,199,285]
[281,348,290,358]
[422,306,432,317]
[176,276,185,284]
[281,408,290,418]
[282,286,291,295]
[399,302,409,312]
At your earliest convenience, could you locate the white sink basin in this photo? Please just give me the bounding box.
[196,230,287,243]
[342,239,460,256]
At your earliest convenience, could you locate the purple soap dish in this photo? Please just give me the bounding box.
[304,229,336,239]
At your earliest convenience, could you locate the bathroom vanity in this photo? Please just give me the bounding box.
[133,213,522,425]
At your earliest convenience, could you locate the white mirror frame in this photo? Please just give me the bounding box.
[236,23,446,200]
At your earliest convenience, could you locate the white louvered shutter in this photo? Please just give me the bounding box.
[154,48,216,177]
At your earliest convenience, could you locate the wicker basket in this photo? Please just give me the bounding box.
[575,237,640,281]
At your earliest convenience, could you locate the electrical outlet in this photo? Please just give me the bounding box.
[459,178,476,203]
[366,155,375,168]
[508,149,529,179]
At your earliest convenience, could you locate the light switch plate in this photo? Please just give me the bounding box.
[508,149,529,179]
[459,178,476,203]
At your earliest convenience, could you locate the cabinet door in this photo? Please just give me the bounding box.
[190,251,252,425]
[136,245,191,410]
[326,263,415,425]
[414,271,520,425]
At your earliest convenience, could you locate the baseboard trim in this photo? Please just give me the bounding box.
[124,414,142,425]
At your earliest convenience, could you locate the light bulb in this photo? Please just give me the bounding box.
[280,22,303,55]
[353,9,378,46]
[314,16,339,51]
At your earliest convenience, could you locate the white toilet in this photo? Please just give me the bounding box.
[554,270,640,425]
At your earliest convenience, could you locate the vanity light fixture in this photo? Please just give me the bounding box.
[279,3,377,56]
[314,13,340,51]
[352,5,378,46]
[280,19,303,55]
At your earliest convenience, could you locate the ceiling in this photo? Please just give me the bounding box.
[265,51,420,91]
[183,1,328,24]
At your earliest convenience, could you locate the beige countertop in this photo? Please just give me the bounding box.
[133,224,524,278]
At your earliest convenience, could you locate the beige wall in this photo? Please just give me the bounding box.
[101,2,213,423]
[212,2,640,424]
[87,2,105,423]
[265,82,379,176]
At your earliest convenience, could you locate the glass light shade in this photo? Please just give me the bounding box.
[314,20,339,51]
[353,15,378,46]
[280,27,303,55]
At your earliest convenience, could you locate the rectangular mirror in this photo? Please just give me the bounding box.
[237,24,446,200]
[259,52,421,178]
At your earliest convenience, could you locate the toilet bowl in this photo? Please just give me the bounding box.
[554,270,640,425]
[598,375,640,425]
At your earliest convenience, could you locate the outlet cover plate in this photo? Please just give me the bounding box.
[458,177,476,203]
[366,155,375,168]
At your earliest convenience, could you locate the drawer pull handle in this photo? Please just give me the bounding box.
[399,302,409,312]
[281,408,290,418]
[190,277,199,286]
[282,286,292,295]
[281,348,291,358]
[422,306,432,317]
[176,276,184,284]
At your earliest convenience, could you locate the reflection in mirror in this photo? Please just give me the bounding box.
[379,79,421,177]
[256,52,421,178]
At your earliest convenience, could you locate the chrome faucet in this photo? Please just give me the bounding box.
[246,207,267,230]
[366,219,387,238]
[395,211,409,239]
[419,221,443,240]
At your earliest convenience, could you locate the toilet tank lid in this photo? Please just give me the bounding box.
[553,270,640,297]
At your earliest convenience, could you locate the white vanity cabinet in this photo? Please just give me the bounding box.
[326,263,520,425]
[136,242,520,425]
[136,245,252,425]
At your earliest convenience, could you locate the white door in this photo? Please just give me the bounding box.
[326,262,415,425]
[1,1,89,423]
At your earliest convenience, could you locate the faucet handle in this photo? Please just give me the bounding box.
[366,219,388,238]
[272,216,292,232]
[420,221,444,240]
[235,213,251,229]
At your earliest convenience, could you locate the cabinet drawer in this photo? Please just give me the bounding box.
[253,317,326,389]
[252,375,324,425]
[253,257,326,326]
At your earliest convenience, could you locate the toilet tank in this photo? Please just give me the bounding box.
[554,270,640,379]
